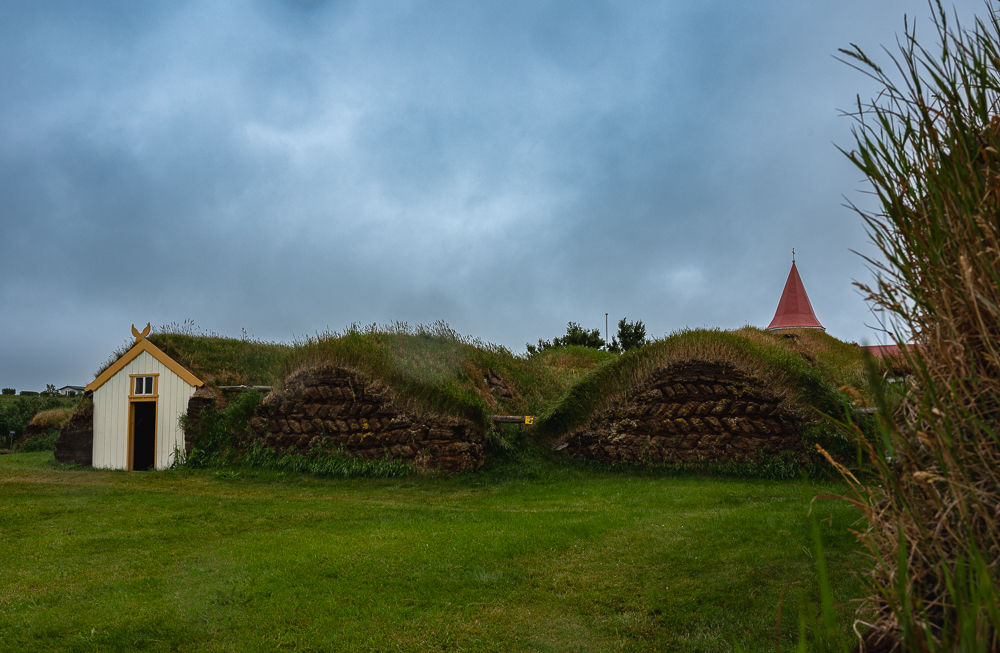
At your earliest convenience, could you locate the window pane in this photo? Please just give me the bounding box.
[135,378,143,394]
[145,377,153,394]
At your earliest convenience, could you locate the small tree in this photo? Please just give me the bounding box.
[0,398,42,448]
[609,318,647,353]
[1,388,14,395]
[526,322,605,355]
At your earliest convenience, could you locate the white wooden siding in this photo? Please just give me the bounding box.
[92,350,198,470]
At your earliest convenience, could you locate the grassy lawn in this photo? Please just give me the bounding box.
[0,452,865,652]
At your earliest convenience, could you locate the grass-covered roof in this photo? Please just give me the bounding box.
[97,323,875,438]
[106,322,613,432]
[534,327,873,441]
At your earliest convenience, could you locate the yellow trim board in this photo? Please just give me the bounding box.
[85,339,203,393]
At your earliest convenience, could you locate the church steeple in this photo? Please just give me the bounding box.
[766,259,824,331]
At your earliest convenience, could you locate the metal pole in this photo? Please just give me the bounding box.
[605,313,609,348]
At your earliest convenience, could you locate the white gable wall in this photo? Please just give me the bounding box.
[92,350,199,470]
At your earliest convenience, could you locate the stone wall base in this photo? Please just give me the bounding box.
[556,363,808,465]
[186,365,486,475]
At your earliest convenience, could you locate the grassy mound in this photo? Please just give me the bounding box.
[536,327,872,450]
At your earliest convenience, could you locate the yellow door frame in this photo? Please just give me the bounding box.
[127,374,159,471]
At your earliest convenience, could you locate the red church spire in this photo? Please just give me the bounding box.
[766,258,824,331]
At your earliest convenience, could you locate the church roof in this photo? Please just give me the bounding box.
[766,261,824,331]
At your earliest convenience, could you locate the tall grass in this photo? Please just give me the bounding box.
[834,3,1000,649]
[29,408,73,429]
[147,332,291,387]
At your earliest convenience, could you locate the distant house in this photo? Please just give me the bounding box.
[58,385,86,396]
[83,324,204,471]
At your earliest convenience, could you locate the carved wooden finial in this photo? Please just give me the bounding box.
[131,322,151,341]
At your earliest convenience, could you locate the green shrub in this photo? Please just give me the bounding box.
[186,390,264,466]
[1,388,14,395]
[527,322,606,355]
[0,398,43,448]
[609,317,647,353]
[20,429,59,453]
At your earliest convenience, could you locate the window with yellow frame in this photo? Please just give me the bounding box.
[128,373,158,399]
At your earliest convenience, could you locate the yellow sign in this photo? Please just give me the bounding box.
[524,416,534,425]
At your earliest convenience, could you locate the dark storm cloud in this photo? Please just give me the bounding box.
[0,0,984,389]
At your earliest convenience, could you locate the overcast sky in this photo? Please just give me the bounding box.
[0,0,985,390]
